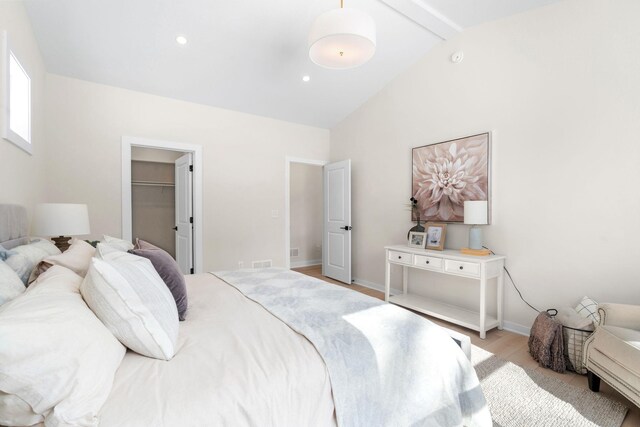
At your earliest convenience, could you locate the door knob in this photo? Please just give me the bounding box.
[340,226,352,231]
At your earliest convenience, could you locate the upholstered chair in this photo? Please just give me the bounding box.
[583,303,640,408]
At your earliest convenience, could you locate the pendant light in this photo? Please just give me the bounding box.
[308,0,376,69]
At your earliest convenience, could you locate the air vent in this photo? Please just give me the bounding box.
[252,259,273,269]
[290,248,299,257]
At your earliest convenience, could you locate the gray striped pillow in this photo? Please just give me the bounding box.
[80,252,179,360]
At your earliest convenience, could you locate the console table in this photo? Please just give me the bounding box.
[384,245,505,339]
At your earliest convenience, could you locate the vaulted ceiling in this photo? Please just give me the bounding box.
[24,0,560,128]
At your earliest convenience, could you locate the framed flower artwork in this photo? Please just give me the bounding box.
[412,133,491,223]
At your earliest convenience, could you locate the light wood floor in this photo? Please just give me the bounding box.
[293,265,639,426]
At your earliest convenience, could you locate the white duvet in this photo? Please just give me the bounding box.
[98,273,336,426]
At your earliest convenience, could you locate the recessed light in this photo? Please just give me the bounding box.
[302,75,311,82]
[176,35,188,45]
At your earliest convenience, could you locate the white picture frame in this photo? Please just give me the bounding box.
[408,231,426,249]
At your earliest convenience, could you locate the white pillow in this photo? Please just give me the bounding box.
[29,238,61,256]
[103,235,134,251]
[4,240,61,284]
[0,261,25,305]
[30,238,96,283]
[0,392,41,427]
[81,251,179,360]
[575,296,600,325]
[0,265,126,426]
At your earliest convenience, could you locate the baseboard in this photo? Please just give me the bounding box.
[502,321,531,337]
[352,277,402,296]
[354,277,532,337]
[290,259,322,268]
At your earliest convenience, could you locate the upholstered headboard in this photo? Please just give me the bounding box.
[0,204,29,249]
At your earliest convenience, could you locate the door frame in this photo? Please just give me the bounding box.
[121,136,203,273]
[284,156,328,270]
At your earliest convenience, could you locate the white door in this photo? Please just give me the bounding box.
[175,153,193,274]
[323,160,351,284]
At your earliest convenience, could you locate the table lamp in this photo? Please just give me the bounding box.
[32,203,90,252]
[463,201,488,251]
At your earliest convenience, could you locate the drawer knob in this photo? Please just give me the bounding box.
[459,266,464,270]
[398,256,402,259]
[426,260,430,264]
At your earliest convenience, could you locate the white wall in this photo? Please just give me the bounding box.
[290,163,323,267]
[44,74,330,271]
[330,0,640,332]
[0,1,47,217]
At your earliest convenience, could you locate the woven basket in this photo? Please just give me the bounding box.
[562,325,593,374]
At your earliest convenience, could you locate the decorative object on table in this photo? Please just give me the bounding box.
[406,196,425,239]
[407,231,426,249]
[308,0,376,70]
[412,133,491,222]
[463,200,488,251]
[460,248,491,256]
[32,203,90,252]
[425,223,446,251]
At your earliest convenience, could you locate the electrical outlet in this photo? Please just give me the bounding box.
[290,248,299,257]
[271,209,279,218]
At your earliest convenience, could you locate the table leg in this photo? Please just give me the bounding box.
[497,261,504,330]
[384,257,390,302]
[480,264,487,339]
[402,266,408,295]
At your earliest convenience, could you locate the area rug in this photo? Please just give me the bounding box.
[472,346,628,427]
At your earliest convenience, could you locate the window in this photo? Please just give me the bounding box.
[3,32,32,154]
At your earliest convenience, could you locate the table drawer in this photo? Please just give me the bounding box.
[444,260,480,277]
[388,250,413,265]
[413,255,443,271]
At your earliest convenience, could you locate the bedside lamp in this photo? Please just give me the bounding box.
[32,203,90,252]
[464,201,488,250]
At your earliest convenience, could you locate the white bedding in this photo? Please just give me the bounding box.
[98,273,336,426]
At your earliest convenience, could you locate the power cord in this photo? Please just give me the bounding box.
[483,246,540,313]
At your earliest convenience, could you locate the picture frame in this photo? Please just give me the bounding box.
[412,132,491,223]
[425,223,447,251]
[408,231,427,249]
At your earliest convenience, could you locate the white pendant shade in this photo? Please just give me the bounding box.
[309,8,376,69]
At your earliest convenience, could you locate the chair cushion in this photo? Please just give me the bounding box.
[603,325,640,351]
[590,326,640,377]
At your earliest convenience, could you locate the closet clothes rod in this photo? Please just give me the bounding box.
[132,181,175,187]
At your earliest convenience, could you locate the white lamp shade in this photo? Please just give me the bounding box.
[32,203,90,237]
[463,201,488,225]
[309,8,376,69]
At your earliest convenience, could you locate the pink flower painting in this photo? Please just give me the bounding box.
[412,133,490,222]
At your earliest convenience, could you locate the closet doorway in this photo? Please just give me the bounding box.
[131,148,182,256]
[121,137,203,274]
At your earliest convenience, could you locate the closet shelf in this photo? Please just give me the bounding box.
[132,181,175,187]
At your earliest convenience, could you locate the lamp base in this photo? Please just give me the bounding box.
[51,236,72,252]
[468,226,483,250]
[460,247,491,256]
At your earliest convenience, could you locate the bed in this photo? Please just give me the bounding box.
[0,204,491,426]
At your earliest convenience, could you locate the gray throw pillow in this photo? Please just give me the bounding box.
[130,239,188,320]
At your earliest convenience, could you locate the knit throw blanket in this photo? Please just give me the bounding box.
[528,311,566,373]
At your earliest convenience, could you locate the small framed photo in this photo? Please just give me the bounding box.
[425,223,447,251]
[408,231,427,249]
